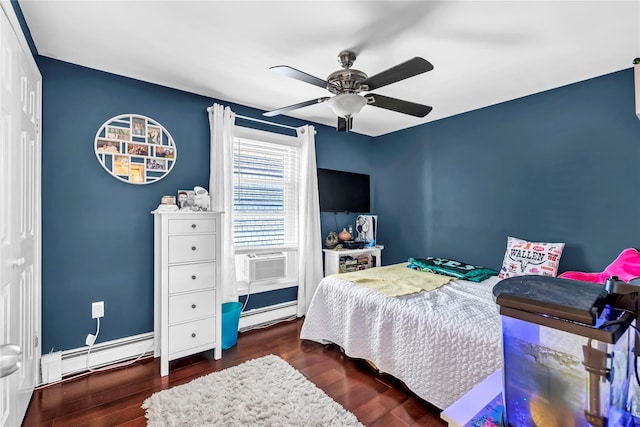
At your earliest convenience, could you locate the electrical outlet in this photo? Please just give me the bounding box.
[92,301,104,319]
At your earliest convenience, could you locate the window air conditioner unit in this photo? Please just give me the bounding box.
[245,252,286,282]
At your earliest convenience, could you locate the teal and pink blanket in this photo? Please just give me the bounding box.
[558,248,640,284]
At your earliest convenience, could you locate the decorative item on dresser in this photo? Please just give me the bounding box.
[324,231,339,249]
[338,227,352,241]
[152,211,223,376]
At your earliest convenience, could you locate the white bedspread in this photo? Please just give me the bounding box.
[300,272,503,409]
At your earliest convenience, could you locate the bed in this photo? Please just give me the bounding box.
[299,262,503,410]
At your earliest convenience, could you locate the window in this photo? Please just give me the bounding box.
[233,127,299,251]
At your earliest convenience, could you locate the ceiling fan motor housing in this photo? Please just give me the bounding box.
[337,50,356,68]
[327,69,368,94]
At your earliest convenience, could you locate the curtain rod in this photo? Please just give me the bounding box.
[235,114,298,131]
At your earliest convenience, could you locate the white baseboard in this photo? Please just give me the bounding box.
[238,301,298,331]
[41,302,297,384]
[55,332,154,381]
[41,351,63,384]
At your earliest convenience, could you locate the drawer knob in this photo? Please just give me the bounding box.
[191,223,197,228]
[191,275,196,280]
[191,333,196,338]
[191,304,196,309]
[191,246,196,251]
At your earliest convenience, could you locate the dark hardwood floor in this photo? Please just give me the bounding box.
[23,317,446,426]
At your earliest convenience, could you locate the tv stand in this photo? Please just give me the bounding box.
[323,246,383,276]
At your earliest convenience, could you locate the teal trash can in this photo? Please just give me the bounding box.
[221,302,242,350]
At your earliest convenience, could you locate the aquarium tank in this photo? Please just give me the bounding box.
[494,275,639,427]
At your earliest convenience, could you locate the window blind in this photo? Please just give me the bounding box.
[233,133,298,249]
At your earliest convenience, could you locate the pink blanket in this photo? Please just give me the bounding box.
[558,248,640,284]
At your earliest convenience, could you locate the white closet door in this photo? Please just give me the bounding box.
[0,2,42,426]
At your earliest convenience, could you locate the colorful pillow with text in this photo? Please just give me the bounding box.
[498,236,565,279]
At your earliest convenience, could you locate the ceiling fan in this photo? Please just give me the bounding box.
[263,50,434,132]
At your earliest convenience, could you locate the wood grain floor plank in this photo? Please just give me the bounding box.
[23,317,444,426]
[353,388,412,425]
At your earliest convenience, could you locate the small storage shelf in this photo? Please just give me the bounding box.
[323,246,384,276]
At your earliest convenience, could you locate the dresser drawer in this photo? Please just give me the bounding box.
[168,262,216,294]
[168,235,215,263]
[168,318,216,355]
[168,218,216,235]
[169,290,216,324]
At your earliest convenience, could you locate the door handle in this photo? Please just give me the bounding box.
[12,258,25,267]
[0,344,22,378]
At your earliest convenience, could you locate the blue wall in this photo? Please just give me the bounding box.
[374,69,640,273]
[316,130,377,243]
[14,0,640,354]
[36,59,640,353]
[38,58,373,352]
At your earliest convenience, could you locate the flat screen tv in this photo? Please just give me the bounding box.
[317,168,370,213]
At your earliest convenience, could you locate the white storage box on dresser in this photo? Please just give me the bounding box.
[153,211,223,376]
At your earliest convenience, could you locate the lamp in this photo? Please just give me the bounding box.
[327,93,367,118]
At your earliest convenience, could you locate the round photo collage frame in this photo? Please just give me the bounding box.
[94,114,177,184]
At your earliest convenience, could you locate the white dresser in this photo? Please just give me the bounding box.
[153,211,222,376]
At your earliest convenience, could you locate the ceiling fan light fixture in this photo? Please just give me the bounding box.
[327,93,367,118]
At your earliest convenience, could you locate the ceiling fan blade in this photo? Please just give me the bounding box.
[360,57,434,91]
[367,94,432,117]
[263,97,330,117]
[270,65,330,89]
[337,116,353,132]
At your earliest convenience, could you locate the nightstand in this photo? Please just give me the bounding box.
[322,246,384,276]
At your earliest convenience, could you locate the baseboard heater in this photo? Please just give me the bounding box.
[40,302,298,384]
[40,332,155,384]
[238,301,298,332]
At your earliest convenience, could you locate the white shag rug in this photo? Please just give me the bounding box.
[142,354,363,426]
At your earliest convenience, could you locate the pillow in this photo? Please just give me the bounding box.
[498,236,565,279]
[558,248,640,284]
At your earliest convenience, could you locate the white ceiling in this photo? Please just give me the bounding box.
[18,1,640,137]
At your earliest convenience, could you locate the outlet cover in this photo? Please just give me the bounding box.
[92,301,104,318]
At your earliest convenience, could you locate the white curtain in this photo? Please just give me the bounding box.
[207,103,238,303]
[296,125,323,316]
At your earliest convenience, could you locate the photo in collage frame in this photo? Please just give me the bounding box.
[94,114,177,184]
